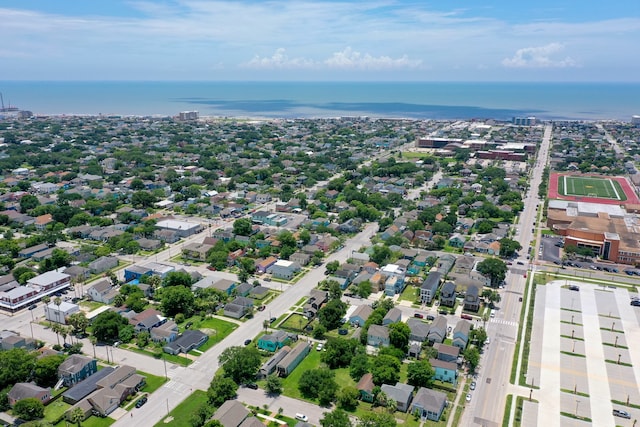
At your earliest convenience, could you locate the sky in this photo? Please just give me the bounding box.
[0,0,639,82]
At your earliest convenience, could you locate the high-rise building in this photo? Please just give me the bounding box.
[178,111,199,121]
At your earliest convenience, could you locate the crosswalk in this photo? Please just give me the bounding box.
[490,318,519,328]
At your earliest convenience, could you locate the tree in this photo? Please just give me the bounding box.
[406,360,434,388]
[91,310,130,342]
[20,195,40,213]
[160,286,195,317]
[476,258,507,287]
[464,346,480,373]
[388,322,410,352]
[203,421,224,427]
[218,346,261,383]
[13,398,45,421]
[233,218,253,236]
[318,299,347,330]
[499,238,522,258]
[70,406,84,427]
[0,349,36,390]
[265,374,282,395]
[67,312,89,337]
[163,271,193,287]
[321,337,361,369]
[349,352,370,380]
[356,281,372,299]
[312,324,327,340]
[207,376,238,407]
[476,220,494,234]
[298,369,337,403]
[371,354,401,385]
[191,404,214,427]
[370,245,392,265]
[320,408,352,427]
[325,260,340,274]
[33,355,65,387]
[357,412,397,427]
[470,327,488,347]
[336,386,359,410]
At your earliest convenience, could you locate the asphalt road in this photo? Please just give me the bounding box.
[460,123,553,426]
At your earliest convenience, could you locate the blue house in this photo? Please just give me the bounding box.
[124,265,152,282]
[57,355,98,387]
[452,320,471,350]
[367,325,390,347]
[258,330,292,352]
[430,358,458,385]
[411,387,447,421]
[349,305,373,327]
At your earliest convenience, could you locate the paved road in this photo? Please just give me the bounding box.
[461,123,553,426]
[113,223,379,427]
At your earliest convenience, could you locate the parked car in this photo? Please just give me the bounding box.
[316,343,323,351]
[269,317,277,324]
[470,381,476,390]
[631,300,640,307]
[466,393,472,402]
[461,314,472,320]
[426,315,435,321]
[245,383,258,390]
[338,329,348,335]
[613,409,631,419]
[244,339,252,346]
[414,313,424,319]
[257,305,266,311]
[135,396,148,408]
[185,322,193,329]
[295,414,308,422]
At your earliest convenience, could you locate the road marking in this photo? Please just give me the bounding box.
[490,319,519,327]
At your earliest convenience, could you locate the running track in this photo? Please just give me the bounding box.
[548,173,640,205]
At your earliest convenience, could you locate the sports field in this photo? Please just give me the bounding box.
[557,175,626,200]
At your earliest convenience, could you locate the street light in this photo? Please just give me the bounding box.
[575,399,580,417]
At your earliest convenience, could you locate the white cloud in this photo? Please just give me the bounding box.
[324,47,422,70]
[243,48,314,69]
[502,43,578,68]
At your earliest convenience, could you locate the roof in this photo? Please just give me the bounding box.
[412,387,447,413]
[28,270,70,286]
[383,307,402,322]
[381,382,414,403]
[421,271,442,291]
[436,343,460,357]
[58,354,94,375]
[454,320,471,336]
[47,301,79,312]
[350,304,373,321]
[260,330,289,343]
[88,279,112,293]
[62,367,115,403]
[368,324,389,339]
[213,400,249,426]
[430,358,457,371]
[170,330,207,349]
[156,219,201,230]
[240,418,265,427]
[8,383,49,401]
[407,318,430,338]
[356,373,375,393]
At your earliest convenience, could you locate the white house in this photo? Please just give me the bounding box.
[267,260,301,280]
[45,301,80,324]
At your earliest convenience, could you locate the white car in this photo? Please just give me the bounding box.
[466,393,472,402]
[295,414,308,422]
[316,343,323,351]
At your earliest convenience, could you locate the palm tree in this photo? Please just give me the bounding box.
[51,323,61,346]
[61,326,69,345]
[70,406,84,426]
[90,336,97,359]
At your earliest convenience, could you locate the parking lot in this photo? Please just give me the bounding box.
[524,280,640,426]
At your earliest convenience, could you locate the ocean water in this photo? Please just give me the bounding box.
[1,81,639,121]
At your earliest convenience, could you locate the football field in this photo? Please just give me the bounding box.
[557,175,626,200]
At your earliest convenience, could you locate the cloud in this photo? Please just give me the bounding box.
[243,48,314,69]
[502,43,578,68]
[324,48,422,70]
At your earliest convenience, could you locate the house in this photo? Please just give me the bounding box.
[430,358,458,385]
[407,342,422,359]
[8,383,51,406]
[277,342,311,377]
[420,272,442,304]
[163,330,208,355]
[136,238,162,251]
[192,276,236,295]
[267,260,301,280]
[86,279,118,304]
[258,346,290,378]
[150,320,179,343]
[380,382,414,412]
[349,305,373,327]
[87,365,145,417]
[463,285,480,312]
[289,252,311,266]
[212,400,249,427]
[448,233,465,248]
[367,324,390,347]
[18,243,49,259]
[411,387,447,421]
[124,265,152,282]
[435,343,460,363]
[87,256,119,274]
[452,320,472,350]
[130,308,166,333]
[62,367,115,405]
[356,373,375,402]
[224,297,254,319]
[427,316,448,345]
[407,318,430,342]
[382,307,402,325]
[439,281,456,307]
[27,270,71,292]
[303,289,328,318]
[34,213,54,230]
[258,330,292,352]
[0,333,36,351]
[181,242,213,261]
[256,256,278,274]
[45,301,80,324]
[63,265,90,281]
[350,252,370,265]
[58,355,98,387]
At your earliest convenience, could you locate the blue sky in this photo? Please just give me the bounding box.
[1,0,639,81]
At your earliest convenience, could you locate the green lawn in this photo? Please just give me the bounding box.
[280,347,323,400]
[44,399,71,423]
[280,313,310,332]
[558,175,626,200]
[192,317,239,349]
[140,370,168,393]
[399,284,418,303]
[155,390,208,427]
[54,416,115,427]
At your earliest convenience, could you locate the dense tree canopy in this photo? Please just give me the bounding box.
[318,299,347,330]
[92,311,130,342]
[476,257,508,287]
[160,285,195,317]
[219,346,261,383]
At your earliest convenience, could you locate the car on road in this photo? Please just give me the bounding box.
[426,315,435,321]
[461,314,472,320]
[490,310,496,318]
[568,285,580,291]
[631,300,640,307]
[295,414,309,422]
[269,317,277,324]
[466,393,472,402]
[244,339,252,346]
[590,265,598,270]
[135,396,147,408]
[470,381,476,390]
[625,270,635,275]
[28,304,37,310]
[613,409,631,419]
[257,305,266,311]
